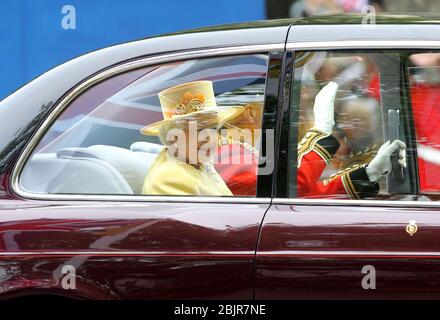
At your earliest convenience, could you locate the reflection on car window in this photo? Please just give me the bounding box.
[408,53,440,197]
[20,55,268,197]
[290,51,411,200]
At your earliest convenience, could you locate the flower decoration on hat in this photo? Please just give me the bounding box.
[140,80,244,136]
[174,92,205,116]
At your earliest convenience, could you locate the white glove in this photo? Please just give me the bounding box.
[366,140,407,183]
[313,81,339,135]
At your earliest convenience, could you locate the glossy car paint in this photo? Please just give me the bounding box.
[253,15,440,299]
[1,13,440,299]
[0,199,269,299]
[0,22,285,297]
[0,21,286,297]
[256,204,440,299]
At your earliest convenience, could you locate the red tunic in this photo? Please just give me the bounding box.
[215,129,379,199]
[297,129,378,199]
[215,143,258,196]
[410,83,440,193]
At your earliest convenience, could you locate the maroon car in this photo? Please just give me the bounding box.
[1,13,440,299]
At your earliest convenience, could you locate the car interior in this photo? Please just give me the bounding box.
[19,55,268,196]
[21,141,163,194]
[19,51,440,200]
[291,50,420,200]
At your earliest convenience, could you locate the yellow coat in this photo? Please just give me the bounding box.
[142,149,233,196]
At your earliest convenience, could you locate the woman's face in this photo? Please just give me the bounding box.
[194,127,219,161]
[168,122,219,165]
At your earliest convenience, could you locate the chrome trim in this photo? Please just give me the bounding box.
[14,194,271,204]
[11,44,282,204]
[0,250,254,256]
[272,198,440,208]
[258,250,440,258]
[286,40,440,50]
[3,250,437,258]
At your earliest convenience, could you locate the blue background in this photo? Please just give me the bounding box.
[0,0,265,100]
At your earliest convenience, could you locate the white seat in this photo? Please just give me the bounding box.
[57,145,158,194]
[130,141,163,154]
[21,143,164,195]
[21,153,133,194]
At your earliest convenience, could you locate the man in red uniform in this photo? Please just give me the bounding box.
[297,82,407,199]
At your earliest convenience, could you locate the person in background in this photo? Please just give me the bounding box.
[408,53,440,193]
[215,102,262,196]
[289,0,371,18]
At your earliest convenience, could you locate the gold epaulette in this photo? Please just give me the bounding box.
[297,129,331,167]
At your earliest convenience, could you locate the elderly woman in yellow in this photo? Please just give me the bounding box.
[140,81,243,196]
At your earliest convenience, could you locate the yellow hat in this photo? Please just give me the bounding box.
[140,80,244,136]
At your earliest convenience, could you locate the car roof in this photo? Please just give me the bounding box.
[159,13,440,49]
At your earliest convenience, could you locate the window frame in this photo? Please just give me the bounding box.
[287,49,418,199]
[11,45,284,203]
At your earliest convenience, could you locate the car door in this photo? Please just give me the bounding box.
[256,44,440,299]
[2,49,284,299]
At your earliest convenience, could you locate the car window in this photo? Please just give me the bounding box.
[19,54,268,197]
[288,50,416,200]
[408,52,440,198]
